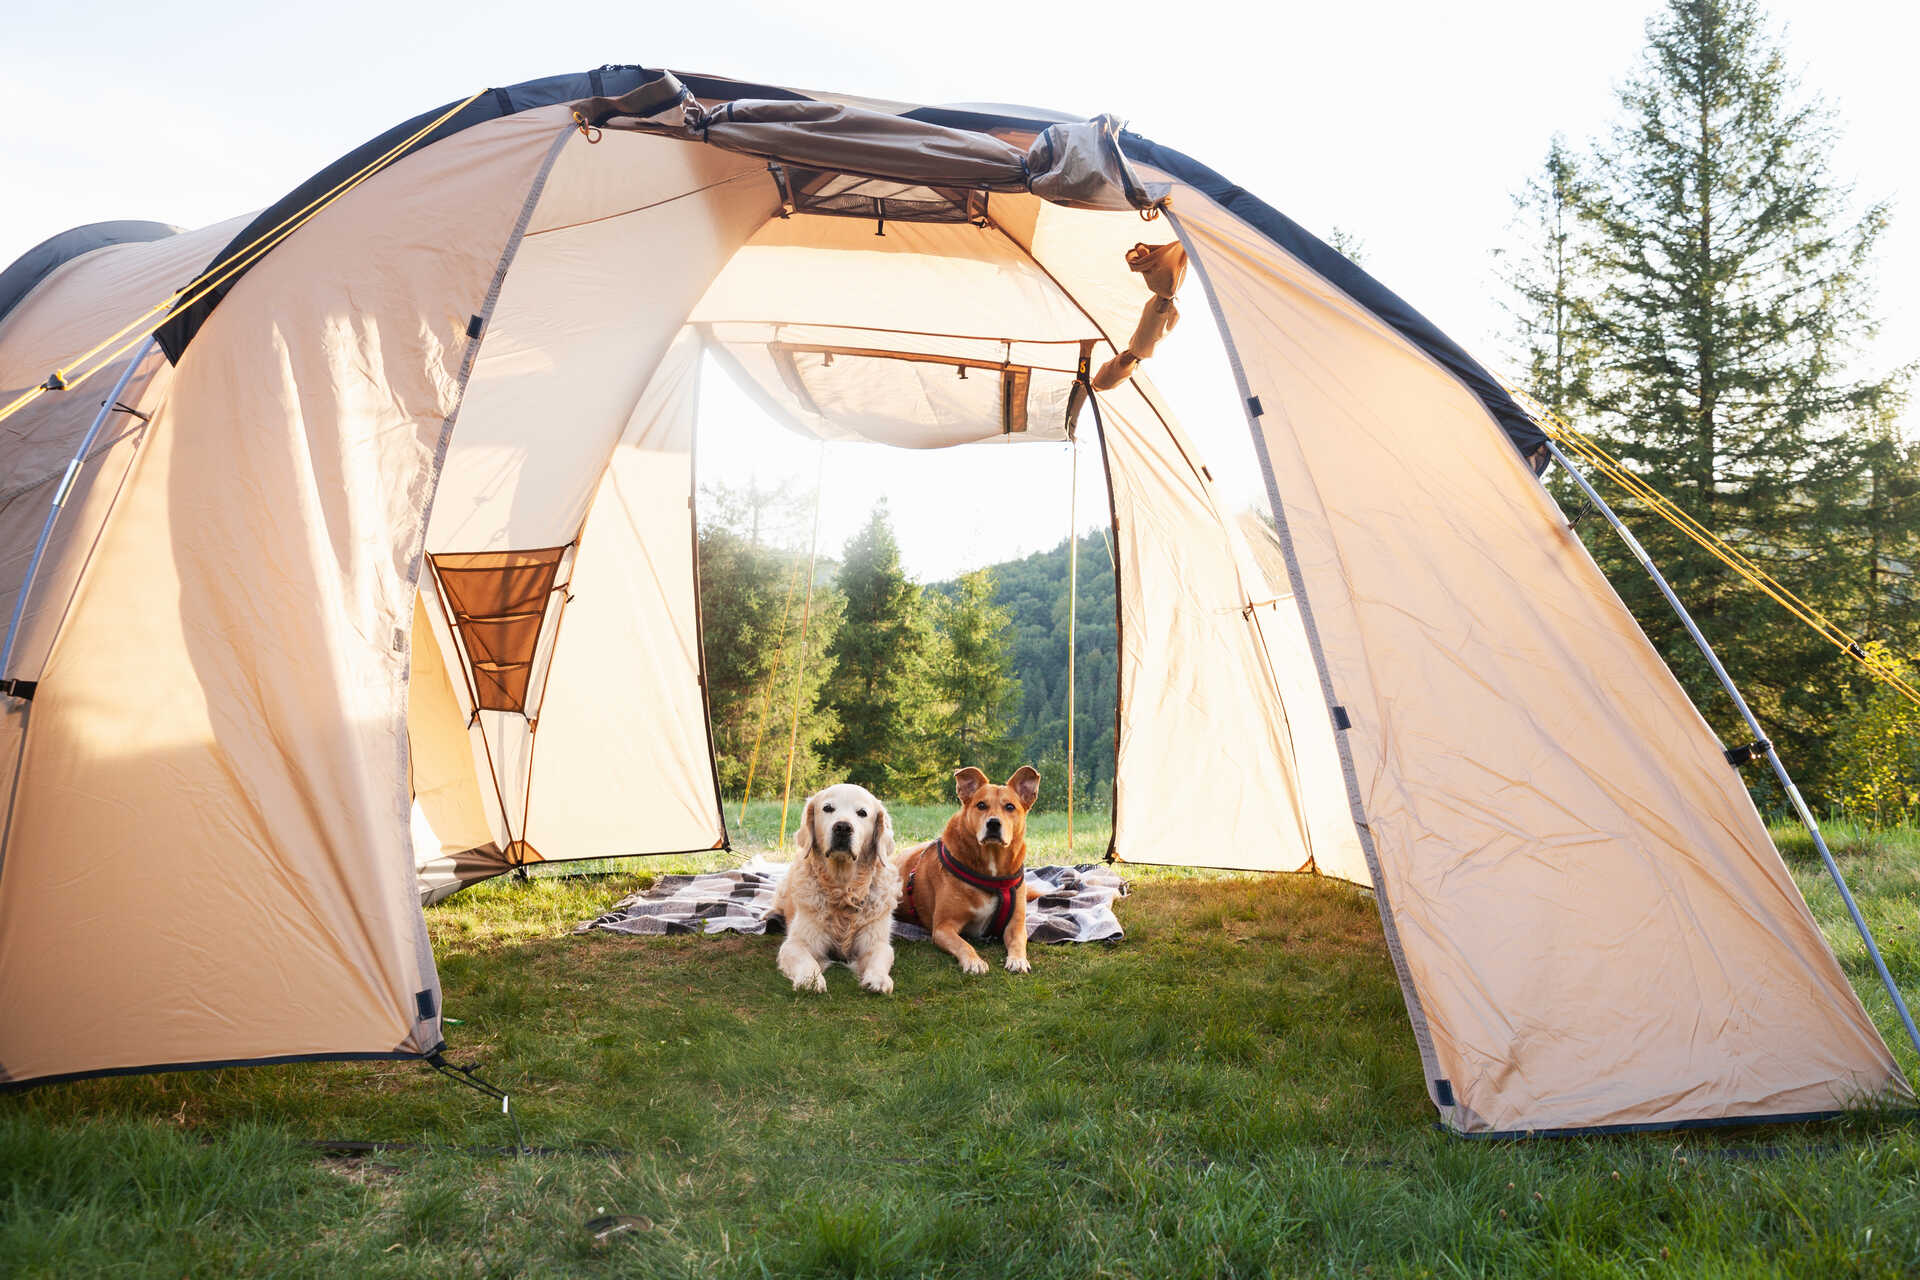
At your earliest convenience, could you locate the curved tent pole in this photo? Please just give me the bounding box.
[1,335,157,697]
[1548,440,1920,1059]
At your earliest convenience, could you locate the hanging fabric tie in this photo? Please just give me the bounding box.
[1091,241,1188,390]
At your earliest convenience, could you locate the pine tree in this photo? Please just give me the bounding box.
[1326,227,1367,265]
[697,481,841,799]
[1566,0,1909,780]
[1496,136,1597,418]
[816,502,943,798]
[931,568,1024,777]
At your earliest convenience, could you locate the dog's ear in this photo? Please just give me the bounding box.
[793,795,819,859]
[954,767,989,806]
[864,798,894,864]
[1007,766,1040,809]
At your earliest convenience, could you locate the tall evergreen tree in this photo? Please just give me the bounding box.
[931,568,1024,777]
[1565,0,1909,781]
[1496,135,1598,418]
[816,502,943,797]
[698,482,841,799]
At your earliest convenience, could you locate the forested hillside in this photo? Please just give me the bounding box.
[934,533,1118,806]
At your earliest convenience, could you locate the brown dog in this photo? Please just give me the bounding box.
[894,766,1042,975]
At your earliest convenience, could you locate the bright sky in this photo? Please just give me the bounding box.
[5,0,1914,579]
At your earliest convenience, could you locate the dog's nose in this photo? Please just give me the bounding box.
[832,821,853,839]
[984,817,1003,837]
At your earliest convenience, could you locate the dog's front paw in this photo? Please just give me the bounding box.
[860,972,894,995]
[789,969,827,993]
[959,953,990,976]
[1005,954,1031,974]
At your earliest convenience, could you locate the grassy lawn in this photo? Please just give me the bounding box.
[4,803,1920,1276]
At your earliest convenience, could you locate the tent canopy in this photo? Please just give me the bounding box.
[0,65,1904,1136]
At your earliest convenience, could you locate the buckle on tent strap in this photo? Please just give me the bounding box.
[1725,739,1770,768]
[0,679,35,701]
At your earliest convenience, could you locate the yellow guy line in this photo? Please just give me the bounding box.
[1510,385,1920,710]
[0,89,489,429]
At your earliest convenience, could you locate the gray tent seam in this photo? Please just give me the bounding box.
[394,120,578,1035]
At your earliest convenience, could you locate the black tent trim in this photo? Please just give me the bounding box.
[0,221,180,333]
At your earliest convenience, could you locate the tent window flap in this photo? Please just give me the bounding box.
[711,329,1085,447]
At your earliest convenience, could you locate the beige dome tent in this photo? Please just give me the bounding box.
[0,65,1910,1135]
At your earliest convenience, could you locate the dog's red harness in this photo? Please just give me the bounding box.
[896,839,1024,939]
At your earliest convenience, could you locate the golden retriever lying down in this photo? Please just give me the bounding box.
[771,783,900,994]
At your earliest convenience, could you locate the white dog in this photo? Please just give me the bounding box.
[770,783,900,994]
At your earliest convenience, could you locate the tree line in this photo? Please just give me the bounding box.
[1498,0,1919,818]
[699,481,1115,808]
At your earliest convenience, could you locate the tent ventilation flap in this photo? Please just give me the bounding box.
[768,164,990,225]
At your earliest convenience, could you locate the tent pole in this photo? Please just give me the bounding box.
[1066,429,1079,856]
[778,446,827,852]
[1,336,156,692]
[1548,440,1920,1058]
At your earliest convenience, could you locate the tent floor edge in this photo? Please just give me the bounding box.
[1438,1105,1918,1142]
[0,1045,444,1095]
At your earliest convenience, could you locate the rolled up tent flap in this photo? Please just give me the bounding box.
[584,71,1166,213]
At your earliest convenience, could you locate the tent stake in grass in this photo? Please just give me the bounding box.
[1548,440,1920,1058]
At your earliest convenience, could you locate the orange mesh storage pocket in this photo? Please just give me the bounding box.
[429,548,567,713]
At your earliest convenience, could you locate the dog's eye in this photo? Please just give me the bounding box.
[856,808,868,818]
[822,804,835,814]
[1004,803,1015,812]
[976,801,988,810]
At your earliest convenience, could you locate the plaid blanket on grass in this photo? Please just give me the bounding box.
[574,856,1128,944]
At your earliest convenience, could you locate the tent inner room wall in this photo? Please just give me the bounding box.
[406,140,1362,900]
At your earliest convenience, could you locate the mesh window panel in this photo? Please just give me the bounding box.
[779,168,984,223]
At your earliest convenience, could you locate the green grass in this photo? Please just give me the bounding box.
[5,805,1920,1276]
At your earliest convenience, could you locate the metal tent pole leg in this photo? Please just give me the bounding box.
[1,336,157,690]
[1548,440,1920,1058]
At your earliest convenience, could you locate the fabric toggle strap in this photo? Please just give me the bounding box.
[0,678,35,701]
[1725,739,1771,768]
[934,838,1024,938]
